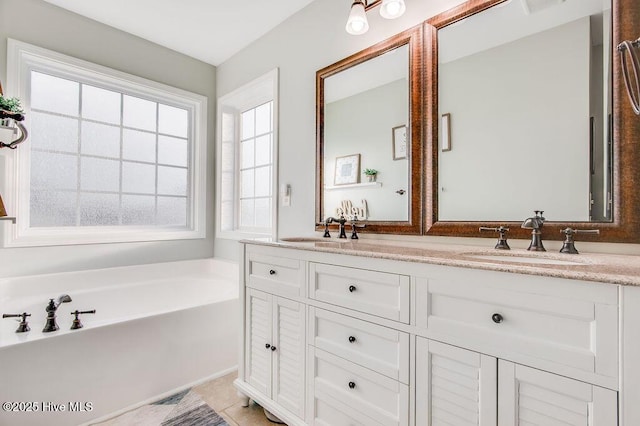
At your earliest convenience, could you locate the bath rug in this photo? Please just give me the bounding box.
[160,389,228,426]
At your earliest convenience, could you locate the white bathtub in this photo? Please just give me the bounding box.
[0,258,239,426]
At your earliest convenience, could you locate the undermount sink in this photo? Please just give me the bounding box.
[279,237,327,243]
[466,253,586,266]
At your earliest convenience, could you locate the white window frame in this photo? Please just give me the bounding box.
[2,39,208,247]
[216,69,279,240]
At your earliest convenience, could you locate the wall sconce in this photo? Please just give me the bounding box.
[346,0,407,35]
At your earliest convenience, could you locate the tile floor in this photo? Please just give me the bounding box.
[94,372,282,426]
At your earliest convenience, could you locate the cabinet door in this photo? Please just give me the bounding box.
[245,288,272,397]
[272,296,306,419]
[416,338,497,426]
[498,360,618,426]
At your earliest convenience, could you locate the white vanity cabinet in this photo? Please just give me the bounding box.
[245,289,306,419]
[415,339,617,425]
[235,242,636,426]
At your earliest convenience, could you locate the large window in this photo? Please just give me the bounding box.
[217,69,278,239]
[3,40,207,247]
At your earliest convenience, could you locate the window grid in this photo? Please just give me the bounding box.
[238,101,273,232]
[29,71,190,228]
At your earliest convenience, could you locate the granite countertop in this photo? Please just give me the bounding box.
[243,237,640,286]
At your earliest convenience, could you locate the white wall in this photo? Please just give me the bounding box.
[0,0,216,277]
[214,0,467,260]
[438,18,591,222]
[324,79,409,221]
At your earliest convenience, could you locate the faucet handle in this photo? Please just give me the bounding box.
[3,312,31,333]
[70,310,96,330]
[559,228,600,254]
[479,226,510,250]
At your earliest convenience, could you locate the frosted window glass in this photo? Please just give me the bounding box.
[122,194,155,225]
[221,142,234,171]
[31,151,78,190]
[222,112,234,142]
[123,95,156,131]
[30,112,78,152]
[255,135,271,166]
[31,72,79,116]
[30,190,77,227]
[158,135,188,167]
[255,198,271,228]
[255,102,271,135]
[122,162,156,194]
[158,104,188,138]
[241,169,254,198]
[157,166,187,196]
[255,166,271,197]
[241,139,254,168]
[79,193,120,226]
[81,157,120,192]
[221,171,234,202]
[81,121,120,158]
[157,196,187,226]
[241,109,255,139]
[220,200,233,231]
[123,129,156,162]
[82,85,121,124]
[240,199,254,227]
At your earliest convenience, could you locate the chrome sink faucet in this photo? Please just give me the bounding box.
[43,294,72,333]
[521,210,546,251]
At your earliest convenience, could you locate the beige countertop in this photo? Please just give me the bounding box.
[243,237,640,286]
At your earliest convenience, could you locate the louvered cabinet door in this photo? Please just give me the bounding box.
[498,360,618,426]
[272,296,306,419]
[245,288,273,397]
[416,338,498,426]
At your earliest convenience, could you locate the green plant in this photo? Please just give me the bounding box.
[362,168,378,176]
[0,95,24,114]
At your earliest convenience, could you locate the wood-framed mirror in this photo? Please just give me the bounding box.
[316,25,424,234]
[424,0,640,243]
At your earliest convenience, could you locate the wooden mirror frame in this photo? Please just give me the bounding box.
[316,25,424,234]
[424,0,640,243]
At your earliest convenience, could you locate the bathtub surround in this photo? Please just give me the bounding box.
[0,259,239,426]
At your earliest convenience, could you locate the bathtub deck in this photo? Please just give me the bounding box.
[93,371,277,426]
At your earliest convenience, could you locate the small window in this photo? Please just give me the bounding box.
[4,40,207,247]
[217,69,278,240]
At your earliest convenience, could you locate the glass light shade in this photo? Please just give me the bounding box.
[345,1,369,35]
[379,0,406,19]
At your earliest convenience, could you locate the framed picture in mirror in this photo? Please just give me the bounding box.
[334,154,360,185]
[392,125,407,160]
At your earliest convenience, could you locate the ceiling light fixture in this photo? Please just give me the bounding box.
[345,0,406,36]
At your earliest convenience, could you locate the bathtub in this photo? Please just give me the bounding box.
[0,258,239,426]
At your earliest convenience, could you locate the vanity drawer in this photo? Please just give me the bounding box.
[415,270,619,383]
[246,247,305,298]
[309,347,409,426]
[309,263,410,323]
[312,392,385,426]
[309,307,409,383]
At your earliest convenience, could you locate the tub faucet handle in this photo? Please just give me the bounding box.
[70,310,96,330]
[3,312,31,333]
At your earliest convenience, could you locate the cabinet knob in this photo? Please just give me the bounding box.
[348,285,357,293]
[348,381,356,389]
[269,269,276,275]
[271,346,277,351]
[265,343,271,349]
[348,336,356,343]
[492,313,504,324]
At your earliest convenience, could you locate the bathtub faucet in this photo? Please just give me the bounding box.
[42,294,72,333]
